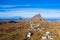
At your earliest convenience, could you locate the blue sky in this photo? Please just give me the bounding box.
[0,0,60,18]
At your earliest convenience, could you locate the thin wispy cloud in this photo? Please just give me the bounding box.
[0,4,31,12]
[0,8,60,18]
[0,4,31,8]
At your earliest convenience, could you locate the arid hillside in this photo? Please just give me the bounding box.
[0,14,60,40]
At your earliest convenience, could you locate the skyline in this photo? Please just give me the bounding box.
[0,0,60,19]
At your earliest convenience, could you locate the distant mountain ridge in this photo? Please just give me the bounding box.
[0,16,25,20]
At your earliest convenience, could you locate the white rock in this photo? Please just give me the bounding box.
[42,36,47,40]
[50,37,53,40]
[46,32,50,35]
[27,32,31,38]
[27,34,31,38]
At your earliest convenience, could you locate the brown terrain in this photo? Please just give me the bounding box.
[0,13,60,40]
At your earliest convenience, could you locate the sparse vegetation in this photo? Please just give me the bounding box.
[0,14,60,40]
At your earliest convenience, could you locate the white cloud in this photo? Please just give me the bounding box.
[0,4,31,8]
[0,8,60,18]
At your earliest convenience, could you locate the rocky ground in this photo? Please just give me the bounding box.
[0,14,60,40]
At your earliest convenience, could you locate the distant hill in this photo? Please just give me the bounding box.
[0,16,27,20]
[45,18,60,21]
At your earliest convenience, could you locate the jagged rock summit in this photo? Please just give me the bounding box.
[31,13,43,21]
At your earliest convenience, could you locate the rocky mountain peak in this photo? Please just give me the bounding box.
[31,13,42,20]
